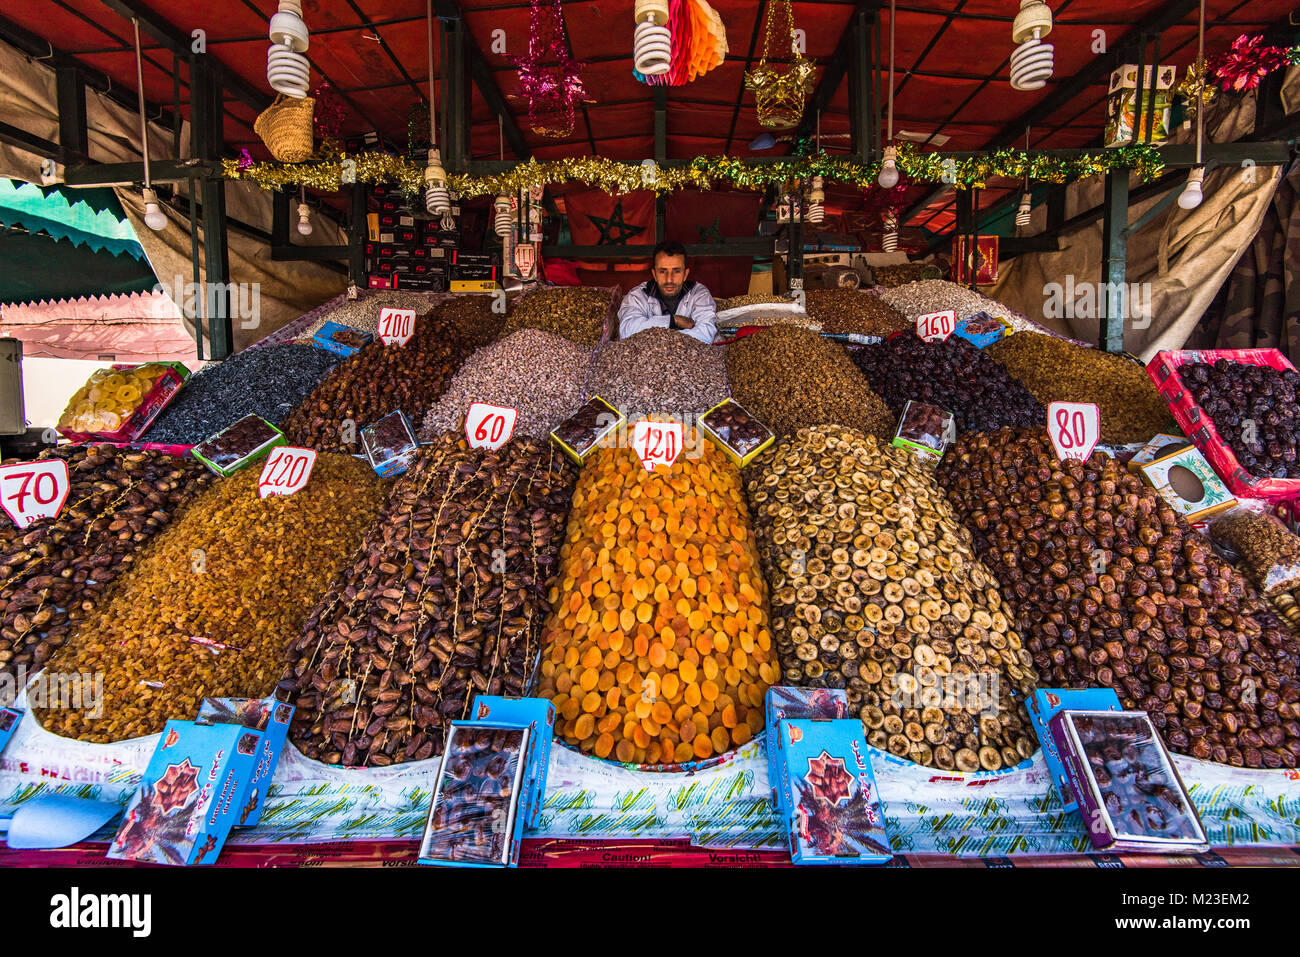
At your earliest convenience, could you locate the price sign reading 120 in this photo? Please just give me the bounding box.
[632,421,683,472]
[257,446,317,499]
[377,307,416,346]
[465,402,517,451]
[1047,401,1101,462]
[0,459,70,528]
[916,309,956,343]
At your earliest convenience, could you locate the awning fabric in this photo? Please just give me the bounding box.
[0,179,144,259]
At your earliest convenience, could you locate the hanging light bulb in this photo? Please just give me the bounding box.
[424,148,451,215]
[633,0,671,77]
[1178,167,1205,210]
[267,0,311,98]
[494,194,513,237]
[1016,192,1033,227]
[878,145,900,189]
[297,201,313,236]
[141,187,167,232]
[1010,0,1054,91]
[806,175,825,224]
[881,208,899,253]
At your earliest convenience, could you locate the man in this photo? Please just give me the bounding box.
[617,240,718,344]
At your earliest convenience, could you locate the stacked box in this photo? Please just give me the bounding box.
[469,695,555,829]
[0,707,21,756]
[763,686,848,795]
[1026,687,1123,814]
[195,696,294,827]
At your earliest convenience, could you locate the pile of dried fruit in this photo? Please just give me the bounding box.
[420,329,592,440]
[0,445,212,680]
[717,294,797,310]
[34,454,381,742]
[746,425,1039,771]
[1177,360,1300,478]
[284,436,575,767]
[803,290,911,338]
[435,294,507,349]
[1208,510,1300,597]
[941,428,1300,769]
[536,427,775,765]
[501,287,612,347]
[878,279,1042,335]
[282,315,471,453]
[852,332,1044,435]
[725,326,895,440]
[585,327,729,416]
[143,344,342,443]
[988,332,1176,445]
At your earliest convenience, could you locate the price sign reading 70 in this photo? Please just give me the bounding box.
[0,460,70,528]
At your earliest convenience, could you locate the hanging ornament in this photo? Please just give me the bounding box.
[312,81,345,143]
[267,0,311,98]
[1208,34,1290,93]
[494,194,513,236]
[744,0,815,129]
[881,208,899,252]
[512,0,587,138]
[806,175,825,224]
[1175,58,1217,122]
[1010,0,1054,92]
[237,148,255,172]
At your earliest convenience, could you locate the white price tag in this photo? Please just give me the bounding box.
[465,402,517,451]
[632,421,683,472]
[0,459,69,528]
[916,309,956,343]
[1047,402,1101,462]
[257,446,317,499]
[377,307,416,346]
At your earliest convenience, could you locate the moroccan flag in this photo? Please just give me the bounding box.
[666,190,760,299]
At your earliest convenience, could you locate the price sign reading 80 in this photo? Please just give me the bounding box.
[632,421,683,472]
[1047,401,1101,462]
[257,446,317,499]
[465,402,517,451]
[916,309,956,343]
[0,459,70,528]
[377,307,416,346]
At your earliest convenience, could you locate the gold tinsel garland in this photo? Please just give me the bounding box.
[222,143,1166,196]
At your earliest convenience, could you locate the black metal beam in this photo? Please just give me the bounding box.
[795,1,882,146]
[1100,169,1129,354]
[271,244,350,262]
[846,5,875,162]
[348,184,367,288]
[190,55,233,360]
[55,65,90,162]
[542,240,775,258]
[61,158,213,186]
[439,14,471,172]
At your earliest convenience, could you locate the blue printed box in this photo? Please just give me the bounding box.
[771,718,891,865]
[1026,687,1122,814]
[108,720,259,866]
[470,695,554,829]
[313,320,374,357]
[952,312,1012,349]
[196,696,294,827]
[0,707,21,755]
[764,686,848,795]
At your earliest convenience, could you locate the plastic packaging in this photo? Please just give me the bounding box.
[1208,505,1300,596]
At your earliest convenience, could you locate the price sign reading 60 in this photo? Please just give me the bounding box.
[632,420,683,472]
[257,446,317,499]
[465,402,517,451]
[1047,402,1101,462]
[0,459,70,528]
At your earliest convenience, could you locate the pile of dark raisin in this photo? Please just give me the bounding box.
[851,331,1043,435]
[1180,360,1300,479]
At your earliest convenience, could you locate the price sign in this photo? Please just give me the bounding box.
[632,421,683,472]
[1047,402,1101,462]
[0,459,69,528]
[466,402,517,451]
[916,309,956,343]
[377,307,416,346]
[257,446,317,499]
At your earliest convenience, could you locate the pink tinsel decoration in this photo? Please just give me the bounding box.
[511,0,586,137]
[1208,34,1289,93]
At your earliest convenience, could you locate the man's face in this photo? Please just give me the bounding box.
[652,253,689,296]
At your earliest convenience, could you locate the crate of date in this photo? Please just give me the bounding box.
[763,686,848,794]
[107,720,260,865]
[196,696,294,827]
[360,410,419,477]
[1026,687,1122,814]
[772,718,891,864]
[470,695,555,829]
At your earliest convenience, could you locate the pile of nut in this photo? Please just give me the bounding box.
[988,333,1176,445]
[0,445,213,680]
[746,425,1039,772]
[725,326,895,440]
[500,287,612,346]
[1177,360,1300,478]
[282,314,472,453]
[420,329,592,440]
[536,428,775,765]
[716,294,797,311]
[940,428,1300,769]
[803,290,911,338]
[878,279,1042,335]
[872,263,943,288]
[284,436,575,767]
[585,327,729,417]
[294,290,444,341]
[35,454,382,742]
[852,332,1044,435]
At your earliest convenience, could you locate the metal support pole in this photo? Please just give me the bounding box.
[55,65,88,162]
[1100,169,1130,354]
[654,86,667,244]
[848,7,872,162]
[190,56,232,359]
[440,17,470,172]
[349,183,367,288]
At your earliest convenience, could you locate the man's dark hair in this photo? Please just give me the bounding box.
[652,240,687,267]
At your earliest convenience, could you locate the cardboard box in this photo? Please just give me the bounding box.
[108,720,260,865]
[1137,444,1237,523]
[195,696,294,827]
[0,707,21,755]
[1105,64,1175,148]
[892,399,954,464]
[368,275,395,289]
[453,264,499,281]
[1026,687,1122,814]
[469,695,555,829]
[450,279,500,293]
[367,212,380,241]
[360,410,419,477]
[550,395,624,465]
[191,414,285,477]
[763,687,848,794]
[952,312,1012,349]
[312,320,374,357]
[397,273,448,292]
[700,398,775,468]
[1126,433,1189,474]
[770,718,891,864]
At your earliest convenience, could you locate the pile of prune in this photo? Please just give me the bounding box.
[1180,361,1300,479]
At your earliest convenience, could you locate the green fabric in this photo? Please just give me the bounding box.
[0,224,157,302]
[0,179,144,259]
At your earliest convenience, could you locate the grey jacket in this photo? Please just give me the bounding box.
[617,279,718,344]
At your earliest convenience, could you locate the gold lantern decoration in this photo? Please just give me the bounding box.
[743,0,815,130]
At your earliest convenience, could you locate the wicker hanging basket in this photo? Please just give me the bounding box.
[254,94,316,163]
